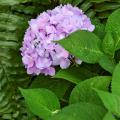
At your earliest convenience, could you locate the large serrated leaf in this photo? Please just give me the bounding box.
[102,32,115,56]
[95,89,120,117]
[106,8,120,50]
[99,55,116,73]
[112,63,120,95]
[54,66,97,84]
[103,112,116,120]
[57,30,103,63]
[48,102,106,120]
[20,88,60,119]
[69,76,111,106]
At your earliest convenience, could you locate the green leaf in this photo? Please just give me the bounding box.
[59,0,73,4]
[99,55,116,73]
[48,103,106,120]
[19,88,60,119]
[106,8,120,50]
[103,112,116,120]
[115,49,120,63]
[90,0,109,3]
[54,66,97,84]
[0,0,51,6]
[57,30,103,63]
[11,5,46,15]
[102,32,115,56]
[95,89,120,116]
[70,76,111,106]
[79,1,92,12]
[92,19,105,39]
[72,0,83,6]
[112,63,120,95]
[113,31,120,50]
[97,11,110,19]
[30,75,70,99]
[94,3,120,12]
[86,9,96,18]
[0,0,20,6]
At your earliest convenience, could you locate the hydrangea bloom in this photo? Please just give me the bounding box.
[21,4,95,76]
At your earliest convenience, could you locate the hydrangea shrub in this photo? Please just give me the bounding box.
[19,4,120,120]
[21,4,95,76]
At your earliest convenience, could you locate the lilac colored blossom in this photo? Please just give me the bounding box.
[21,4,95,76]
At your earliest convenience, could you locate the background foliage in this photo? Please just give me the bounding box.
[0,0,120,119]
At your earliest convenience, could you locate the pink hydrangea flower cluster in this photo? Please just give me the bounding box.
[21,4,95,76]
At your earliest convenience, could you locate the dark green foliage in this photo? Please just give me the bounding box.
[0,0,54,119]
[30,75,71,99]
[0,14,29,119]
